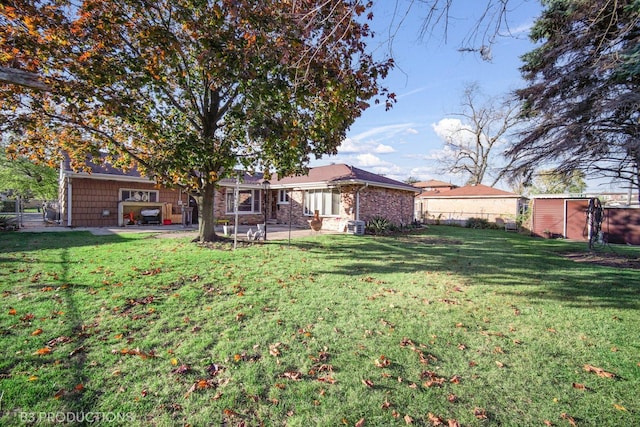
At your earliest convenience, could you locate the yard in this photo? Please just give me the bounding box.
[0,227,638,426]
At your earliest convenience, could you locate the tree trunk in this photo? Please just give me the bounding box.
[196,182,218,242]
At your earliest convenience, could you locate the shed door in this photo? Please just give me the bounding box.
[565,200,589,241]
[533,199,564,237]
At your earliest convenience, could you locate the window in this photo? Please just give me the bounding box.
[277,190,290,204]
[226,189,262,213]
[120,189,158,202]
[304,189,340,216]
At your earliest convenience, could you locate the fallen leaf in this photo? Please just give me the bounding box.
[31,328,43,336]
[8,308,17,315]
[170,358,178,366]
[206,363,223,376]
[404,414,414,424]
[75,383,84,392]
[427,412,443,426]
[20,313,34,322]
[172,364,191,375]
[583,364,616,378]
[33,347,51,356]
[572,383,588,390]
[283,371,302,381]
[53,389,66,399]
[543,421,553,427]
[560,413,577,426]
[374,355,390,368]
[474,408,487,419]
[447,420,460,427]
[355,418,365,427]
[28,375,38,381]
[613,403,627,411]
[223,408,238,417]
[362,379,374,388]
[448,394,458,403]
[269,343,282,357]
[495,361,504,368]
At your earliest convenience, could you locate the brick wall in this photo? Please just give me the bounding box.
[357,186,415,226]
[273,186,415,231]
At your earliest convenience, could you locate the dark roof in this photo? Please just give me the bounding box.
[270,164,418,192]
[61,153,145,178]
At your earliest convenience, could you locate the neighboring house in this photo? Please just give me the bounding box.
[413,179,458,192]
[59,159,418,230]
[415,183,528,225]
[530,194,640,245]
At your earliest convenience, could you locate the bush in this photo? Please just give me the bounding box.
[466,217,493,229]
[0,215,18,231]
[366,216,392,235]
[1,200,16,213]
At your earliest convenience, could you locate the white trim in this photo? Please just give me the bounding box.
[62,171,154,184]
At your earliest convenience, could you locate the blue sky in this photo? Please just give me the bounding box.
[311,0,543,189]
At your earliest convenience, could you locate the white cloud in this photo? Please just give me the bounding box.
[356,153,382,167]
[336,123,420,156]
[337,138,361,153]
[432,118,465,141]
[374,144,395,154]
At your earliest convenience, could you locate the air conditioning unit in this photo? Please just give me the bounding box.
[346,220,365,235]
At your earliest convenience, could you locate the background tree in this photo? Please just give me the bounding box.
[0,136,58,200]
[508,0,640,200]
[530,169,586,195]
[1,0,393,242]
[0,152,58,201]
[431,83,523,187]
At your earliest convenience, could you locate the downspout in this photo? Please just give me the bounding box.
[66,178,72,227]
[355,183,368,221]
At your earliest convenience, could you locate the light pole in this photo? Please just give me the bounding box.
[262,179,270,240]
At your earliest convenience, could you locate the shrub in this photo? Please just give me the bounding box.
[366,216,392,235]
[466,217,492,229]
[0,215,18,231]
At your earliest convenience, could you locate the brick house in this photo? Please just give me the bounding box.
[415,183,528,225]
[256,164,419,231]
[59,159,418,230]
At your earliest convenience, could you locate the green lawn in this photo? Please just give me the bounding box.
[0,227,638,426]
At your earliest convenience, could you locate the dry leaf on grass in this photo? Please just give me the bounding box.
[583,364,616,378]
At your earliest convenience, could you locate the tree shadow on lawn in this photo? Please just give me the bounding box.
[286,231,640,311]
[0,231,129,253]
[1,246,101,419]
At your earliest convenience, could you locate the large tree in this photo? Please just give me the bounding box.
[0,0,393,242]
[508,0,640,199]
[432,83,523,187]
